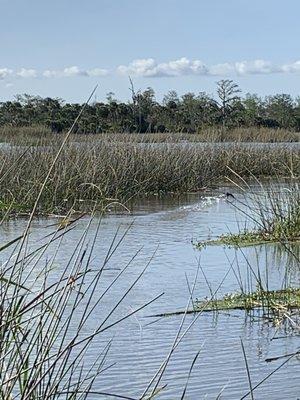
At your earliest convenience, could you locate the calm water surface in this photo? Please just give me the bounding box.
[1,186,299,399]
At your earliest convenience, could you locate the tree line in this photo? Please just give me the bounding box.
[1,80,300,134]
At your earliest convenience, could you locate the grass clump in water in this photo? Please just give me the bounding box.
[197,181,300,248]
[195,287,300,314]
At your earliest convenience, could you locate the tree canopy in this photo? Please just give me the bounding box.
[1,80,300,133]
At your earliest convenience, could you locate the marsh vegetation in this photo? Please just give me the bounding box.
[0,130,299,218]
[197,181,300,248]
[0,96,300,398]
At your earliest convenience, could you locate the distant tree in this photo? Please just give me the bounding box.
[156,90,178,132]
[216,80,241,128]
[106,92,117,104]
[293,97,300,131]
[129,85,157,132]
[242,94,264,126]
[195,92,219,127]
[264,94,295,129]
[162,90,180,108]
[178,92,218,132]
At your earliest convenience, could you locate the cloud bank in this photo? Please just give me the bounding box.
[17,68,38,78]
[0,68,13,79]
[1,59,300,81]
[117,58,291,77]
[0,66,109,80]
[117,57,208,77]
[43,66,109,78]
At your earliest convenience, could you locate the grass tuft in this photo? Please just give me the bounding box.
[196,181,300,248]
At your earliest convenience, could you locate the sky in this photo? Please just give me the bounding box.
[1,0,300,103]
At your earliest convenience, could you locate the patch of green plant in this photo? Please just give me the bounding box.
[197,183,300,248]
[195,287,300,313]
[196,230,279,248]
[0,199,28,215]
[197,230,300,249]
[149,287,300,319]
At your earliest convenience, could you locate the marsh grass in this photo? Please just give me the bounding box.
[0,119,182,399]
[149,287,300,324]
[0,214,221,399]
[1,125,300,143]
[197,181,300,248]
[0,133,299,217]
[156,243,300,333]
[193,179,300,338]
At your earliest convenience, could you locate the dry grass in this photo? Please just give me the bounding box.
[0,134,299,216]
[1,125,300,143]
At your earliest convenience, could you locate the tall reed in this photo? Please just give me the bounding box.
[0,135,299,216]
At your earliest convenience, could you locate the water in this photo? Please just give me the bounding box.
[1,186,299,399]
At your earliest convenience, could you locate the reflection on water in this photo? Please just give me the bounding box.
[0,187,299,399]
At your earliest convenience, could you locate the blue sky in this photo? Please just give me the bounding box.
[1,0,300,102]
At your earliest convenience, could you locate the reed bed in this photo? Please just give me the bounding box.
[0,135,300,216]
[0,125,300,144]
[192,179,300,335]
[215,127,300,143]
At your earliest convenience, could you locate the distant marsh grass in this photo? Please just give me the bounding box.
[0,134,300,216]
[1,125,300,143]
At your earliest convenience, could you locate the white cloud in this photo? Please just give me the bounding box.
[235,60,280,75]
[16,68,37,78]
[62,66,87,77]
[0,68,13,79]
[43,69,59,78]
[43,66,88,78]
[43,66,108,78]
[209,63,235,76]
[118,58,156,76]
[281,60,300,73]
[87,68,108,77]
[117,57,300,77]
[3,59,300,81]
[118,57,208,77]
[5,82,13,88]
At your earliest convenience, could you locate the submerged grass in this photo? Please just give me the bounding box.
[195,287,300,313]
[149,286,300,325]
